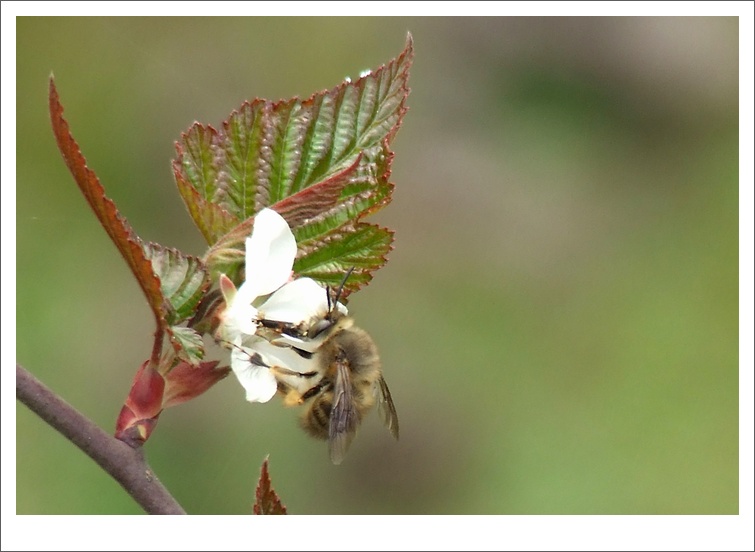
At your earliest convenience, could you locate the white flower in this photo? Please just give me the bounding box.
[217,208,296,341]
[230,340,278,403]
[258,277,347,333]
[216,207,346,403]
[231,336,321,403]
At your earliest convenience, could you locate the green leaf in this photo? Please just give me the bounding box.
[293,223,394,297]
[173,135,239,244]
[270,153,367,229]
[287,142,394,243]
[175,35,412,294]
[219,100,273,220]
[203,153,365,279]
[167,325,205,365]
[176,123,221,201]
[143,243,209,325]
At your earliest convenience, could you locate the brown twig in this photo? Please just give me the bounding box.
[15,364,186,515]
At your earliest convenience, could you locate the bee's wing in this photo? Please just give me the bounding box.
[376,375,399,440]
[328,358,360,465]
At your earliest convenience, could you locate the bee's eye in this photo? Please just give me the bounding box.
[308,319,333,339]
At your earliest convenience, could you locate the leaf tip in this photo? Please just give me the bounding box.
[253,456,287,515]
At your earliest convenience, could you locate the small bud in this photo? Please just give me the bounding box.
[114,361,165,447]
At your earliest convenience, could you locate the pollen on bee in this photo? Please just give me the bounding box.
[281,390,304,407]
[271,365,317,407]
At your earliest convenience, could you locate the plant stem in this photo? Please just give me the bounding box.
[15,364,186,515]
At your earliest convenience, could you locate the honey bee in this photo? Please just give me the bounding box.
[259,273,399,464]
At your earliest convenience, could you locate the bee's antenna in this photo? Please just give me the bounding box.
[333,266,356,307]
[323,266,356,321]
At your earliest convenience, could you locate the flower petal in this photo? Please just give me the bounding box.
[258,278,339,326]
[217,282,259,342]
[267,332,323,353]
[251,338,320,377]
[244,208,297,298]
[230,345,278,403]
[247,338,324,398]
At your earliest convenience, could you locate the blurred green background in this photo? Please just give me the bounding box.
[16,17,739,514]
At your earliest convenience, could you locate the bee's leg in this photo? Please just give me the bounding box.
[300,379,331,402]
[271,365,321,406]
[291,347,314,359]
[270,365,319,378]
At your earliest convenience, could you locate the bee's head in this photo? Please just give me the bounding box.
[307,267,356,339]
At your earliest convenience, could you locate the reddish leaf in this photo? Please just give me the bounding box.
[162,360,230,409]
[115,358,229,446]
[49,78,167,330]
[252,458,287,515]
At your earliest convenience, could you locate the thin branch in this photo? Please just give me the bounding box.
[16,364,186,515]
[150,327,164,367]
